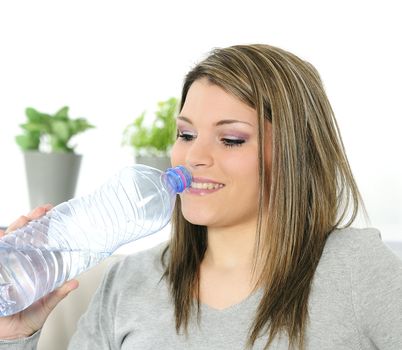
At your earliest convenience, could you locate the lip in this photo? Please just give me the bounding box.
[192,177,223,184]
[187,177,225,196]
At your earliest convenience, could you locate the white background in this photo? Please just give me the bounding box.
[0,0,401,249]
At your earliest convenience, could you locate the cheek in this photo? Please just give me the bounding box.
[236,152,260,200]
[222,151,259,194]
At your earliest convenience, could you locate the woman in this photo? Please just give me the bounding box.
[1,44,401,349]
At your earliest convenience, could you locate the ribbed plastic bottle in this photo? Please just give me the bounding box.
[0,164,191,317]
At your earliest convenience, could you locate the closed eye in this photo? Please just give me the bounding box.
[221,138,245,147]
[177,130,196,142]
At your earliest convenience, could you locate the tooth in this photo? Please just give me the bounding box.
[191,182,224,189]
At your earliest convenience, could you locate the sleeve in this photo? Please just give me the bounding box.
[67,259,123,350]
[351,228,402,349]
[0,331,41,350]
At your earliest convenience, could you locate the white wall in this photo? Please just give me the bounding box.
[0,0,401,244]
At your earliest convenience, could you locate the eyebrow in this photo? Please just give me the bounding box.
[177,116,253,127]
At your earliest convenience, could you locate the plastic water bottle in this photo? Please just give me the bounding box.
[0,164,191,317]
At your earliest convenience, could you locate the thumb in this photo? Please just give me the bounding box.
[44,279,79,312]
[22,279,80,334]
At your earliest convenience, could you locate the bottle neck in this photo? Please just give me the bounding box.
[164,166,192,193]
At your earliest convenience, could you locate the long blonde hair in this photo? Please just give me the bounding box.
[162,44,365,349]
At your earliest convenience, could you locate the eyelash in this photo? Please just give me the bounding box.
[222,138,245,148]
[177,131,245,148]
[177,131,194,142]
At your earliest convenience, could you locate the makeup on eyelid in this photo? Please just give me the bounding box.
[177,131,249,146]
[220,130,250,141]
[176,124,251,141]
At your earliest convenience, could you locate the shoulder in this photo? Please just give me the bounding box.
[316,226,402,285]
[323,230,402,346]
[116,242,168,273]
[325,226,381,250]
[104,242,168,291]
[69,244,171,348]
[308,228,402,347]
[119,241,169,269]
[320,226,402,284]
[322,226,383,262]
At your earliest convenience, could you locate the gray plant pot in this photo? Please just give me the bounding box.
[23,151,82,209]
[135,155,171,172]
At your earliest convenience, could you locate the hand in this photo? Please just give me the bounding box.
[0,205,79,340]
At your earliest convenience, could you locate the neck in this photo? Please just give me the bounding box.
[204,222,257,271]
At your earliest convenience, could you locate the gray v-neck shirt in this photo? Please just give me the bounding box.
[2,227,402,349]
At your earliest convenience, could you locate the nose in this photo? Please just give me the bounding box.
[185,136,214,170]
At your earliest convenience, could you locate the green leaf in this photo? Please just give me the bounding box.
[122,98,178,156]
[49,136,74,153]
[52,121,71,143]
[15,132,40,150]
[20,122,47,133]
[70,118,95,134]
[25,107,51,124]
[17,105,95,153]
[133,112,146,128]
[54,106,69,120]
[25,107,41,122]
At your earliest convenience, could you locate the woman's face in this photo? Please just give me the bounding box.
[171,78,272,230]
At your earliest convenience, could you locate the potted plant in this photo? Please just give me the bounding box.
[122,97,178,171]
[16,106,94,209]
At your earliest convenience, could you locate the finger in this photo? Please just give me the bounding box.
[44,279,79,312]
[5,215,30,234]
[0,229,5,237]
[26,204,53,220]
[4,205,53,235]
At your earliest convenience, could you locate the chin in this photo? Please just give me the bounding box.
[183,216,209,227]
[181,209,215,227]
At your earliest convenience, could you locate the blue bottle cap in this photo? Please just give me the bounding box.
[165,166,192,193]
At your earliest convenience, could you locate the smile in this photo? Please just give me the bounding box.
[190,182,224,190]
[187,178,225,195]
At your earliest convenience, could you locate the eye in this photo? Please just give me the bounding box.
[177,130,196,142]
[221,137,246,148]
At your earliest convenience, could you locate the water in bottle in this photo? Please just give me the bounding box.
[0,164,191,317]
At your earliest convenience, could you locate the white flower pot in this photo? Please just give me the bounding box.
[23,151,82,209]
